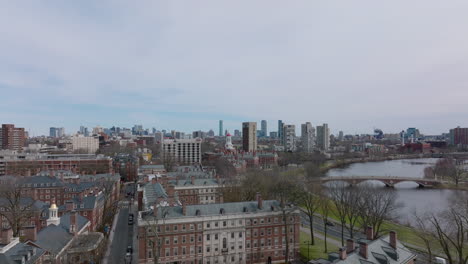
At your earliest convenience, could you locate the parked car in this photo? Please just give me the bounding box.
[325,221,335,227]
[127,246,133,254]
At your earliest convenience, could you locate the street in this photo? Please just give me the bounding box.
[106,183,137,264]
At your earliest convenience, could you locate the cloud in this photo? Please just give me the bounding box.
[1,0,468,135]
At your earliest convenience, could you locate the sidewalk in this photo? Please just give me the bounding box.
[102,203,122,264]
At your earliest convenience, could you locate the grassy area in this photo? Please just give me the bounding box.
[311,203,428,249]
[299,231,339,260]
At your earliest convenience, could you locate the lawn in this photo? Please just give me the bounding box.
[299,231,339,261]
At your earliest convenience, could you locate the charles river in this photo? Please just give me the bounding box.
[325,158,463,225]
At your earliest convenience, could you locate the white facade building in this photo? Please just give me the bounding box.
[71,135,99,154]
[282,125,296,152]
[162,138,202,164]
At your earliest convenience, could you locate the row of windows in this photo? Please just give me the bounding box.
[206,232,242,241]
[205,220,243,229]
[246,216,295,226]
[246,237,293,248]
[246,226,293,237]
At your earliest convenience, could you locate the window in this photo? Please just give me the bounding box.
[165,238,170,245]
[174,236,178,244]
[165,248,170,257]
[222,238,227,249]
[231,233,234,239]
[206,234,210,241]
[207,222,210,228]
[174,225,178,231]
[215,222,218,227]
[215,234,218,240]
[239,232,242,238]
[206,246,210,253]
[223,221,226,227]
[182,236,186,243]
[190,235,195,243]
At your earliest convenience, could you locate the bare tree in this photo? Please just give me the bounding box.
[435,158,467,186]
[357,185,402,237]
[328,181,361,245]
[141,207,169,264]
[298,183,320,245]
[414,212,437,264]
[317,188,331,253]
[0,181,35,237]
[161,153,176,172]
[270,171,301,263]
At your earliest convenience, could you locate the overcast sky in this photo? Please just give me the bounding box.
[1,1,468,136]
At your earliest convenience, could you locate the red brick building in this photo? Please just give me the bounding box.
[0,124,26,151]
[137,195,301,264]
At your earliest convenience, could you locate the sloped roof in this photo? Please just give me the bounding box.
[34,212,89,255]
[144,200,287,220]
[0,242,45,264]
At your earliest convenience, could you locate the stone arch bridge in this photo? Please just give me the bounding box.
[315,176,442,188]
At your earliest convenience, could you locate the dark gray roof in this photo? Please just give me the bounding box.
[34,213,89,254]
[58,194,104,211]
[0,242,45,264]
[145,200,286,220]
[140,165,165,170]
[144,183,168,206]
[168,178,218,187]
[0,197,47,212]
[330,235,416,264]
[19,176,64,188]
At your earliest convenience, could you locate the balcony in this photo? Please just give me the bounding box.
[221,248,228,254]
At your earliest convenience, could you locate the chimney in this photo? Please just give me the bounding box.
[151,177,157,184]
[346,239,355,253]
[219,194,224,204]
[153,204,158,217]
[182,203,187,215]
[339,247,347,260]
[50,170,55,178]
[0,229,13,244]
[359,242,368,259]
[167,185,175,197]
[390,231,397,249]
[191,175,195,185]
[66,201,74,211]
[138,190,143,211]
[256,192,263,209]
[144,175,149,183]
[24,226,37,242]
[70,211,77,235]
[366,226,374,240]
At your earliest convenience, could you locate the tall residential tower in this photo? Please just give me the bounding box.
[242,122,257,152]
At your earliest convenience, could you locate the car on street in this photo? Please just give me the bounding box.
[325,221,335,226]
[127,246,133,254]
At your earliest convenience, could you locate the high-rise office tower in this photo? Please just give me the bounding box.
[219,120,223,137]
[301,122,316,153]
[316,124,330,151]
[261,120,267,137]
[278,120,284,143]
[0,124,25,151]
[49,127,57,138]
[338,131,344,141]
[282,124,296,152]
[242,122,257,152]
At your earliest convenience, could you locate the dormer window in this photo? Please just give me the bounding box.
[220,208,225,215]
[195,209,201,216]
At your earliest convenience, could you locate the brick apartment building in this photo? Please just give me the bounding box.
[450,127,468,146]
[0,124,26,151]
[137,194,301,264]
[0,152,113,176]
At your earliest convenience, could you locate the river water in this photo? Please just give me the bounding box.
[325,158,462,225]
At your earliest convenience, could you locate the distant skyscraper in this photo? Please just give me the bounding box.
[261,120,267,137]
[242,122,257,152]
[49,127,57,138]
[269,132,278,138]
[57,127,65,137]
[282,124,296,152]
[301,122,315,153]
[278,120,284,143]
[234,129,241,137]
[219,120,224,137]
[338,131,344,141]
[316,124,330,151]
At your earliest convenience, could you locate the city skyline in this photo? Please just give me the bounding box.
[2,1,468,135]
